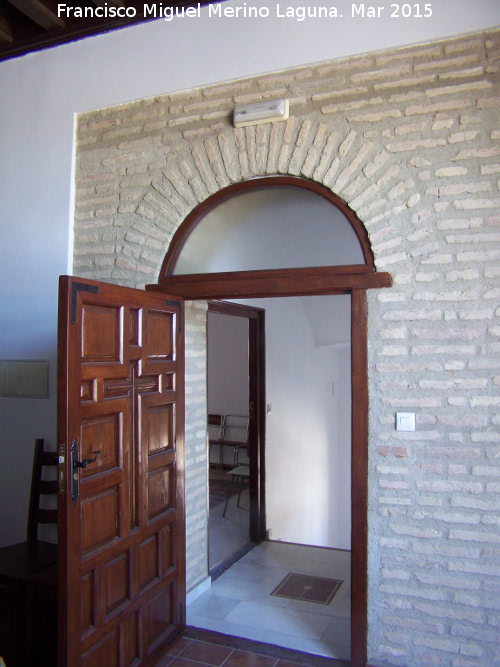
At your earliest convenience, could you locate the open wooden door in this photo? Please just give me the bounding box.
[57,276,185,666]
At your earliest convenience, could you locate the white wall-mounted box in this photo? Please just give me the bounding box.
[396,412,416,432]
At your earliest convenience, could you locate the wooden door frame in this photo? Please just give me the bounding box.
[149,281,375,666]
[350,289,369,667]
[146,175,393,667]
[207,292,369,666]
[207,300,266,543]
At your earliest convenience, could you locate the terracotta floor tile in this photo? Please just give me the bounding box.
[222,649,278,667]
[157,628,349,667]
[153,655,175,667]
[168,658,215,667]
[180,639,233,665]
[163,637,195,656]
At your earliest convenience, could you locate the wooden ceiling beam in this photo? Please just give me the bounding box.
[7,0,64,30]
[0,15,14,43]
[0,0,224,61]
[91,0,126,7]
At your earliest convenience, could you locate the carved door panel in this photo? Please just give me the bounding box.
[57,277,185,666]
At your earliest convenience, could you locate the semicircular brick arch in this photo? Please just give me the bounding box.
[127,120,412,287]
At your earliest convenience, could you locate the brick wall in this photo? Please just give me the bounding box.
[74,29,500,666]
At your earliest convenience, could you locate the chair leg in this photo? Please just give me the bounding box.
[222,475,236,518]
[237,476,245,507]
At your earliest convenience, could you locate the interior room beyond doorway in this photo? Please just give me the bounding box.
[207,309,252,573]
[242,294,352,551]
[203,294,352,659]
[207,294,352,556]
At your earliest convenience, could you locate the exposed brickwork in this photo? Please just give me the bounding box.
[73,29,500,666]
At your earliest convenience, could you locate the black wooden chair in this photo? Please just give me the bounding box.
[220,415,250,517]
[0,438,58,666]
[208,413,250,469]
[223,414,249,468]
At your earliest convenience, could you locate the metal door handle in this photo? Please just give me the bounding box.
[70,440,101,505]
[73,450,101,469]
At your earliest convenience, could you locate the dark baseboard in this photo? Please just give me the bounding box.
[209,540,255,581]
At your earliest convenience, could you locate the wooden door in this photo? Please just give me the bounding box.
[57,276,185,666]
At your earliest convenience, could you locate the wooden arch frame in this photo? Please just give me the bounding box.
[160,175,376,279]
[147,175,392,667]
[152,176,391,300]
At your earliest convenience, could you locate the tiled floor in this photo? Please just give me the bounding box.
[187,540,351,661]
[155,629,348,666]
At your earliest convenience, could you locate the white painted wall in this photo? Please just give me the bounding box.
[208,312,249,416]
[240,296,352,550]
[0,0,498,546]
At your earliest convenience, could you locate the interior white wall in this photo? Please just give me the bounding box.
[0,0,498,548]
[241,296,352,550]
[208,312,249,415]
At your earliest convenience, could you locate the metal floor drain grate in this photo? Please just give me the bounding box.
[270,573,343,605]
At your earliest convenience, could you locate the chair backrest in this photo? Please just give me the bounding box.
[208,413,224,442]
[27,438,58,543]
[223,414,249,444]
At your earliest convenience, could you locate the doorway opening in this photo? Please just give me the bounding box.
[148,174,392,666]
[202,293,353,660]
